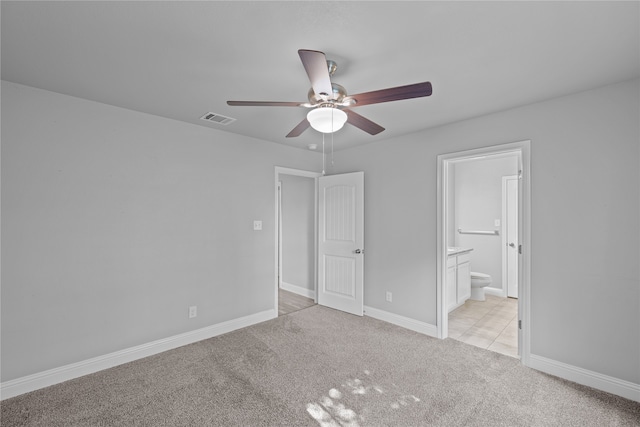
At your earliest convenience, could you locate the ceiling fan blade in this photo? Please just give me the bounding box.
[345,110,385,135]
[298,49,333,99]
[285,118,310,138]
[227,101,305,107]
[350,82,432,107]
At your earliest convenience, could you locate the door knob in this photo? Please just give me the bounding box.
[354,249,364,254]
[509,243,516,248]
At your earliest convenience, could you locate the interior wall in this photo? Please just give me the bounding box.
[454,156,519,291]
[279,174,315,292]
[0,81,322,382]
[327,78,640,385]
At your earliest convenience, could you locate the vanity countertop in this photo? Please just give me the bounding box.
[447,247,473,256]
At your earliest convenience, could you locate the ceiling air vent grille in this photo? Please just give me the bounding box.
[200,112,236,125]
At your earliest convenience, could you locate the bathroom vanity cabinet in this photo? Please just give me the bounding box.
[447,249,472,312]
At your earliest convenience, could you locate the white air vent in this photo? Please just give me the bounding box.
[200,112,236,125]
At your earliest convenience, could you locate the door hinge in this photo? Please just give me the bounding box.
[518,320,522,329]
[518,244,522,254]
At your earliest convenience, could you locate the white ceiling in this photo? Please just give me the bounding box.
[2,1,639,151]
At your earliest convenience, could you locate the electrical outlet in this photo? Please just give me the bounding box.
[386,291,392,303]
[189,306,197,318]
[253,220,262,231]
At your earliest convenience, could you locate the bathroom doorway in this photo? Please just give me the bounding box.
[437,141,531,364]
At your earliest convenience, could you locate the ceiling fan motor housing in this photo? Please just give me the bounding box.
[308,83,347,104]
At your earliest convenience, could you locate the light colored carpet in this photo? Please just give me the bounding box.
[2,305,639,426]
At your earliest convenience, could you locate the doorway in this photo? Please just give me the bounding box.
[437,141,531,365]
[274,167,365,317]
[275,167,321,316]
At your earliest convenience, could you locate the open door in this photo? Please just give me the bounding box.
[505,176,519,298]
[318,172,364,316]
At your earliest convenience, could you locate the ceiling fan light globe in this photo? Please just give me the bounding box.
[307,108,347,133]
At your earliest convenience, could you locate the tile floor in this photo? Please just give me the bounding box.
[448,294,519,358]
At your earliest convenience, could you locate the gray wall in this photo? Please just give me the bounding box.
[3,78,639,387]
[327,79,640,384]
[1,81,321,381]
[454,156,519,290]
[280,174,315,292]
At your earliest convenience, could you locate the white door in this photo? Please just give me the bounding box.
[318,172,364,316]
[506,176,519,298]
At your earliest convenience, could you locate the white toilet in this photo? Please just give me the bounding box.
[470,272,492,301]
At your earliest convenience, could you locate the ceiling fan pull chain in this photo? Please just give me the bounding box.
[331,125,335,168]
[330,109,335,168]
[322,133,326,176]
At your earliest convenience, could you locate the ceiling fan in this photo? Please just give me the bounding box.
[227,49,433,137]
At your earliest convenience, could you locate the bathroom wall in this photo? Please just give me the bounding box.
[280,174,315,294]
[454,155,519,292]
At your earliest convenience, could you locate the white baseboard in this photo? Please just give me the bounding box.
[280,281,315,299]
[364,306,438,338]
[528,354,640,402]
[1,309,277,400]
[6,309,636,405]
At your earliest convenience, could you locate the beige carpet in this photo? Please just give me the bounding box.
[2,305,639,426]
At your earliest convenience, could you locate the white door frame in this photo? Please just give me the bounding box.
[274,167,322,314]
[436,140,531,365]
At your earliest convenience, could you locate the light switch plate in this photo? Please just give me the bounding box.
[253,220,262,231]
[494,219,501,227]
